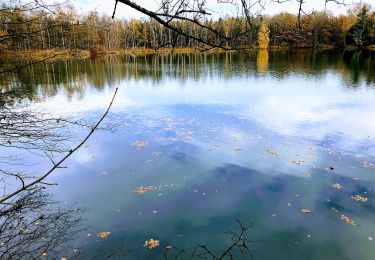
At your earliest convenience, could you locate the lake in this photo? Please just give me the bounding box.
[1,50,375,259]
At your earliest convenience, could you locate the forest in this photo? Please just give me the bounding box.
[0,2,374,56]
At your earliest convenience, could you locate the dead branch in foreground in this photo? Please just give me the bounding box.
[0,87,118,204]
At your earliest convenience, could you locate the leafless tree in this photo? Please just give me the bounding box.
[113,0,348,51]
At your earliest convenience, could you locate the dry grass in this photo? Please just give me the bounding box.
[1,44,373,63]
[0,49,90,62]
[0,48,223,62]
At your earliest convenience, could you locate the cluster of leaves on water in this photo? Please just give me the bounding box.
[144,239,160,249]
[328,180,369,230]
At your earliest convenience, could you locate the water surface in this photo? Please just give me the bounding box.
[1,50,375,259]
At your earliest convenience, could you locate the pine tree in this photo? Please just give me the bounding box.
[352,7,370,47]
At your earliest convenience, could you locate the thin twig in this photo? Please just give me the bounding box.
[0,88,118,204]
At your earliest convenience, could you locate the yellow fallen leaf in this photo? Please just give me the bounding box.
[330,183,343,189]
[363,162,375,168]
[351,194,368,202]
[144,239,160,249]
[340,215,359,227]
[133,186,160,194]
[98,231,111,238]
[132,141,148,149]
[301,208,311,214]
[265,149,279,157]
[292,160,305,165]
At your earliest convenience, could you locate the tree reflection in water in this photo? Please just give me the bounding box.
[0,188,84,259]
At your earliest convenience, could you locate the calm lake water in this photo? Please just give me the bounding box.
[1,50,375,259]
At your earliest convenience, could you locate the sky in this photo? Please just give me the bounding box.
[71,0,372,19]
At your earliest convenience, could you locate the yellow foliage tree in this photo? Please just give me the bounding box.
[258,20,270,49]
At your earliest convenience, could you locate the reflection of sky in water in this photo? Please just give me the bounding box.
[11,53,375,259]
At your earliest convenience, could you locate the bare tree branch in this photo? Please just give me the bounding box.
[0,87,118,204]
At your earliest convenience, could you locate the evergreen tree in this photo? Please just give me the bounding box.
[351,7,370,47]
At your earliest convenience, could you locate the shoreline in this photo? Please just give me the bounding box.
[0,46,374,63]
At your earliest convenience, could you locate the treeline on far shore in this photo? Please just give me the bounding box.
[0,2,374,58]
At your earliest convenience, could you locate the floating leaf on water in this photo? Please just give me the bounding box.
[363,162,375,168]
[265,149,279,157]
[98,231,111,238]
[292,160,305,165]
[301,208,311,214]
[340,215,359,227]
[169,137,192,141]
[330,183,343,189]
[351,194,368,202]
[133,186,160,194]
[144,239,160,249]
[132,141,148,149]
[369,236,373,241]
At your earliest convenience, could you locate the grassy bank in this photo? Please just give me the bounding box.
[0,48,228,62]
[0,49,92,62]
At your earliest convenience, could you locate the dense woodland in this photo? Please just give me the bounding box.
[0,3,374,54]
